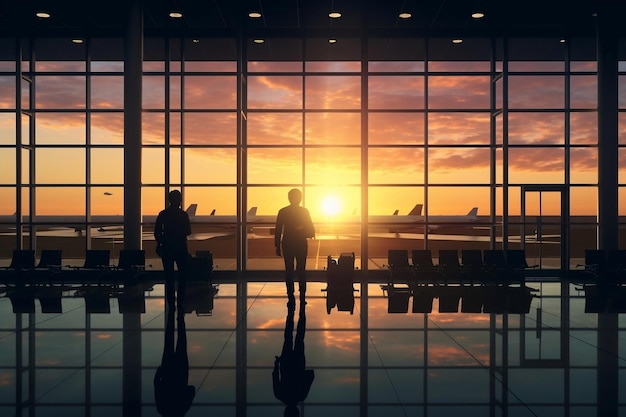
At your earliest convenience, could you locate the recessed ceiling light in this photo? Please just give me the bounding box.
[248,12,262,18]
[169,11,183,18]
[559,38,566,43]
[192,39,200,43]
[452,38,463,44]
[399,12,412,19]
[471,12,485,19]
[329,39,337,44]
[72,39,84,44]
[36,11,50,18]
[253,39,265,44]
[328,11,342,18]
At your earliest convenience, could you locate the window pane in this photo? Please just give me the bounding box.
[509,148,564,183]
[428,113,490,145]
[142,148,164,184]
[185,112,236,145]
[0,186,15,215]
[368,186,423,216]
[248,76,302,109]
[35,187,85,215]
[35,76,85,109]
[0,76,15,109]
[142,113,165,145]
[143,75,164,108]
[508,76,564,109]
[248,148,302,184]
[248,113,302,145]
[428,76,490,109]
[570,112,597,145]
[428,148,490,184]
[185,76,237,109]
[306,148,360,185]
[307,185,361,220]
[570,76,597,109]
[248,62,303,72]
[184,148,236,184]
[570,148,597,184]
[369,148,423,184]
[305,76,360,109]
[0,113,16,144]
[91,75,124,109]
[91,148,124,184]
[509,113,564,144]
[35,113,86,145]
[369,76,424,109]
[0,149,15,184]
[91,186,123,215]
[306,62,360,72]
[427,186,490,217]
[369,112,424,145]
[184,186,236,216]
[305,113,360,145]
[36,148,85,184]
[91,113,124,145]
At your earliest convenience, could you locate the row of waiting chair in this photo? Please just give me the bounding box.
[387,248,538,285]
[1,249,144,272]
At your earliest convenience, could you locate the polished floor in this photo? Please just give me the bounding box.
[0,279,625,417]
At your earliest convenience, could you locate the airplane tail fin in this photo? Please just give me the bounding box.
[408,204,423,216]
[467,207,478,218]
[392,209,399,216]
[247,206,257,217]
[209,209,216,215]
[185,204,198,218]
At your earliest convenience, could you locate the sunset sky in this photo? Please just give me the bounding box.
[0,59,625,219]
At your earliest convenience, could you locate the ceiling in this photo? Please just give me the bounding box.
[0,0,621,62]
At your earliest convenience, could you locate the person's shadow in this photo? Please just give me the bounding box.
[154,308,195,416]
[273,296,314,417]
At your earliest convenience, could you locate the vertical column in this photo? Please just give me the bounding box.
[124,0,143,250]
[122,2,143,417]
[597,2,619,250]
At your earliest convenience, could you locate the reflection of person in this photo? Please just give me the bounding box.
[273,301,314,417]
[275,189,315,301]
[154,309,195,416]
[154,190,192,313]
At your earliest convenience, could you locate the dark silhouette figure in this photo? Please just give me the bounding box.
[275,189,315,302]
[273,300,314,417]
[154,309,195,416]
[155,190,192,313]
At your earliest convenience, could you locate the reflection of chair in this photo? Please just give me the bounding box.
[117,285,146,314]
[323,253,357,314]
[437,286,461,313]
[386,287,411,313]
[8,289,36,313]
[75,285,112,313]
[184,282,219,316]
[506,286,536,314]
[38,287,64,313]
[460,286,483,313]
[412,286,434,313]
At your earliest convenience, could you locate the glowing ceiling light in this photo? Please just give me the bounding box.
[471,12,485,19]
[248,12,262,18]
[329,39,337,44]
[328,11,342,18]
[399,12,412,19]
[192,39,200,43]
[452,38,463,44]
[72,39,84,44]
[169,11,183,18]
[36,11,50,18]
[253,39,265,44]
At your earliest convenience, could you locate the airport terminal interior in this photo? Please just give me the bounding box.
[1,1,626,416]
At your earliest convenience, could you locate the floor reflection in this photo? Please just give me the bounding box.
[0,280,624,416]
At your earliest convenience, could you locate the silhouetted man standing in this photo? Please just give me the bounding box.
[155,190,191,313]
[275,188,315,302]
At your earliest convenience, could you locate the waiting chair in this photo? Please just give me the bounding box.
[36,250,63,269]
[3,250,35,270]
[461,249,486,283]
[386,249,415,284]
[411,249,439,283]
[438,250,462,283]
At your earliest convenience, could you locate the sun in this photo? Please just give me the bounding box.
[320,195,341,217]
